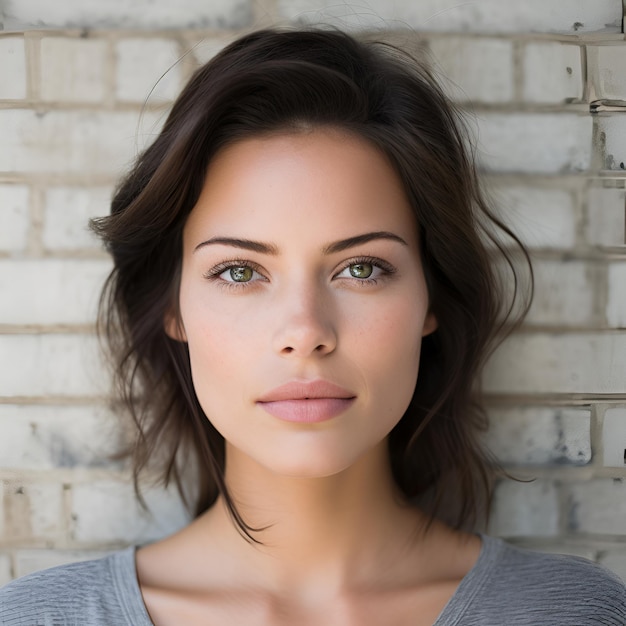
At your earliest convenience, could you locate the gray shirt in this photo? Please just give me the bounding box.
[1,534,625,625]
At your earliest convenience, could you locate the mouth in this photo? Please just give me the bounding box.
[256,380,356,423]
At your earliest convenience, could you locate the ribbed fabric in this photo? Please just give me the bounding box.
[1,535,625,625]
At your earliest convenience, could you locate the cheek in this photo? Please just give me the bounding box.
[179,290,256,401]
[345,293,426,403]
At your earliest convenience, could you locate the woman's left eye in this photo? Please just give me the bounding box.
[335,258,394,283]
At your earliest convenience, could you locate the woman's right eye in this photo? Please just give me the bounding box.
[203,261,267,288]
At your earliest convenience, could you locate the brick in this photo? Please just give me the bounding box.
[0,553,11,585]
[0,404,121,470]
[43,187,112,251]
[599,551,626,583]
[40,38,107,103]
[526,260,595,326]
[277,0,622,33]
[0,334,106,397]
[477,113,592,173]
[2,0,252,29]
[0,109,161,175]
[595,115,626,171]
[0,184,29,252]
[607,263,626,327]
[485,407,591,466]
[566,479,626,535]
[483,332,626,395]
[1,481,65,541]
[14,549,109,578]
[0,36,27,99]
[586,187,626,247]
[71,481,189,544]
[602,407,626,468]
[0,259,111,325]
[523,43,583,103]
[489,480,559,537]
[492,186,577,249]
[188,37,230,66]
[115,38,182,103]
[588,45,626,102]
[428,37,513,103]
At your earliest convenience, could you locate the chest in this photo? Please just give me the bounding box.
[141,583,458,626]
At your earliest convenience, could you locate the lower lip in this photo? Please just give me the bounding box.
[257,398,355,423]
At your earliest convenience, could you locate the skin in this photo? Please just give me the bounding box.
[136,128,481,625]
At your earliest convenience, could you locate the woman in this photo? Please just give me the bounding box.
[1,28,624,625]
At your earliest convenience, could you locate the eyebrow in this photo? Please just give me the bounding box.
[194,231,408,255]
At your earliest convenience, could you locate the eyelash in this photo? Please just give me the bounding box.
[335,256,396,286]
[203,259,266,291]
[202,256,396,291]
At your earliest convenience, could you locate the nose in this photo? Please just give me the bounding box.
[271,285,337,358]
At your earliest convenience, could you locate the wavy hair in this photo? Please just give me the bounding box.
[91,28,532,538]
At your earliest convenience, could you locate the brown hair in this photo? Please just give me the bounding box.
[91,27,531,537]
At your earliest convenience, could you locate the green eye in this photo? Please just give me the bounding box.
[349,263,373,279]
[229,266,254,282]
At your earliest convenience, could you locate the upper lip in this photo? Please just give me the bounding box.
[257,380,356,402]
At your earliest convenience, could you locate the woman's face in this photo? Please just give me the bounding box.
[173,128,436,478]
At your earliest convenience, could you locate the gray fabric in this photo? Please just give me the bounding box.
[1,535,625,624]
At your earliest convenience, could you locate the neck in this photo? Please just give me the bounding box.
[199,441,430,594]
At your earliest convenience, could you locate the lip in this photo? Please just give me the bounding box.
[257,380,356,423]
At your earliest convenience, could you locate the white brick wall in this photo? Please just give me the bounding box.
[276,0,622,33]
[0,404,120,469]
[596,115,626,171]
[115,38,183,103]
[0,334,105,397]
[492,186,578,250]
[0,259,111,325]
[42,187,112,251]
[566,479,626,535]
[71,481,189,544]
[0,37,27,100]
[477,113,592,173]
[0,109,162,175]
[602,407,626,468]
[1,482,65,542]
[484,333,626,394]
[40,37,108,103]
[0,555,11,586]
[586,187,626,248]
[2,0,253,30]
[588,45,626,102]
[526,260,596,327]
[489,480,560,537]
[523,43,583,103]
[0,185,30,252]
[485,407,591,466]
[428,37,513,104]
[607,263,626,327]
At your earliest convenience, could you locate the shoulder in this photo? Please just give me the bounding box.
[466,536,626,624]
[0,548,148,626]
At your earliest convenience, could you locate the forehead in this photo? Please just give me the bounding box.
[184,128,418,251]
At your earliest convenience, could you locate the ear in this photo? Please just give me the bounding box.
[164,310,187,342]
[421,311,438,337]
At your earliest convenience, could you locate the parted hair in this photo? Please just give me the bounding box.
[91,27,531,537]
